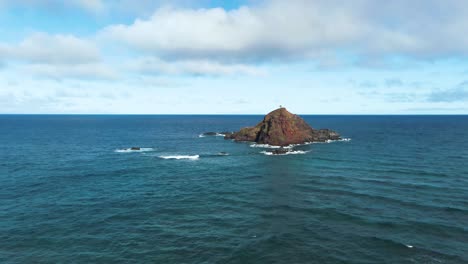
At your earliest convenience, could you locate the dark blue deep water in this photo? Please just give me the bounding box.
[1,115,467,263]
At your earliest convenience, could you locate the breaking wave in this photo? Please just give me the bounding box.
[159,155,200,160]
[198,133,226,138]
[260,150,309,156]
[310,138,352,144]
[250,138,350,149]
[250,144,293,149]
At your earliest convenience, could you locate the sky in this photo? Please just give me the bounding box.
[1,0,468,114]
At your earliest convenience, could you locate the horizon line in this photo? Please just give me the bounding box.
[1,113,468,116]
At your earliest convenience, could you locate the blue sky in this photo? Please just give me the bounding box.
[1,0,468,114]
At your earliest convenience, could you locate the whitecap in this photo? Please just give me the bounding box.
[309,138,352,144]
[260,150,309,156]
[250,138,351,148]
[250,144,293,149]
[406,245,413,248]
[159,155,200,160]
[199,133,225,137]
[115,148,155,153]
[288,142,313,147]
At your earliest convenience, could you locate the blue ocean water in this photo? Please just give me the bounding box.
[1,115,467,263]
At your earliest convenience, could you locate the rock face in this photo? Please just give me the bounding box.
[225,107,340,146]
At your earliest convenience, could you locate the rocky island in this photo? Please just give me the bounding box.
[224,107,340,146]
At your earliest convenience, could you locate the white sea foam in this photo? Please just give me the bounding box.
[114,148,155,153]
[250,144,293,149]
[406,245,413,248]
[288,142,313,147]
[260,150,309,156]
[309,138,352,144]
[159,155,200,160]
[250,138,351,148]
[199,133,225,138]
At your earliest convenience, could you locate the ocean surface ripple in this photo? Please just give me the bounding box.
[1,115,467,263]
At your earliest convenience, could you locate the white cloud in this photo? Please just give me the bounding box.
[0,32,100,65]
[102,2,357,59]
[102,0,468,62]
[0,32,115,80]
[129,57,266,76]
[20,63,117,80]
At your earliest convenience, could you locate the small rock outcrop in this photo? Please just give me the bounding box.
[202,132,218,136]
[270,148,290,155]
[201,131,232,137]
[225,107,340,146]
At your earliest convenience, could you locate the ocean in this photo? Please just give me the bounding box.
[1,115,467,263]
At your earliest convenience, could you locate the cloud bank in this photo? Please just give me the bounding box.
[103,0,468,62]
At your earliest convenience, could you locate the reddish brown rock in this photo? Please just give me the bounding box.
[225,107,340,146]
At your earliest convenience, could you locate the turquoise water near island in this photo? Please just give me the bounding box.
[1,115,467,263]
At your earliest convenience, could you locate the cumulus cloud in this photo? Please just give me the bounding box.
[102,1,362,60]
[102,0,468,63]
[128,57,266,76]
[0,32,116,80]
[0,32,100,65]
